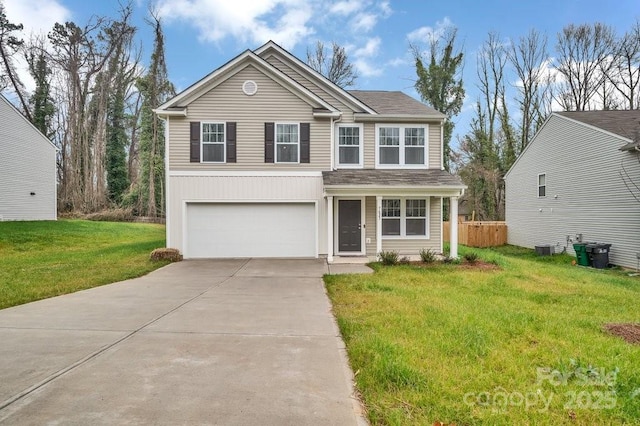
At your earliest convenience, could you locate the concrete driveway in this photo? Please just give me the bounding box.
[0,259,368,425]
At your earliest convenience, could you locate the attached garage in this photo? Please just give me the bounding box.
[184,202,317,258]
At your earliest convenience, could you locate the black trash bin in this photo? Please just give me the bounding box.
[586,243,611,269]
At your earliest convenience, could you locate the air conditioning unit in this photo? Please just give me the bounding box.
[535,245,554,256]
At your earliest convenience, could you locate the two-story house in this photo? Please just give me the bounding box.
[154,41,466,261]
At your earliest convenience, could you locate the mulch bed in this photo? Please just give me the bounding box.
[404,260,500,271]
[603,323,640,345]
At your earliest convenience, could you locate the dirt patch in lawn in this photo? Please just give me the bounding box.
[603,323,640,344]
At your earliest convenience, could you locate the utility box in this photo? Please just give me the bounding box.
[535,245,554,256]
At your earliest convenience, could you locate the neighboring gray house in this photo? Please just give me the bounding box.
[154,41,466,260]
[0,94,57,221]
[505,110,640,268]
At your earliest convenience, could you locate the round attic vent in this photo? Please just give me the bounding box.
[242,80,258,96]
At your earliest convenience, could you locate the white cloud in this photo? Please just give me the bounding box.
[378,0,392,17]
[353,37,382,77]
[157,0,315,49]
[2,0,71,93]
[407,17,453,44]
[329,0,363,16]
[3,0,70,36]
[387,56,410,67]
[353,13,377,32]
[354,37,380,58]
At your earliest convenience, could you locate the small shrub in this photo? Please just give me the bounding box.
[150,248,182,262]
[399,256,411,265]
[419,248,437,263]
[442,256,460,265]
[85,208,134,222]
[463,252,479,264]
[378,250,399,266]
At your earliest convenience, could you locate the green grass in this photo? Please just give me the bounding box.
[0,220,168,309]
[325,245,640,425]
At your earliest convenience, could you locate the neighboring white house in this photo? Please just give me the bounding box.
[154,41,466,261]
[0,93,57,221]
[505,110,640,268]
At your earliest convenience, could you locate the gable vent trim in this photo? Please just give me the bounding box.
[242,80,258,96]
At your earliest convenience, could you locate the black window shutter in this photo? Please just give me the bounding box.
[190,122,200,162]
[226,122,237,163]
[265,122,274,163]
[300,122,310,163]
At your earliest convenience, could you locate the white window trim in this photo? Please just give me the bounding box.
[201,122,226,164]
[538,173,546,198]
[381,197,430,239]
[275,122,300,164]
[375,123,429,169]
[335,123,363,168]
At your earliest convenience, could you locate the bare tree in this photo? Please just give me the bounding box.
[554,23,616,111]
[306,41,357,88]
[606,20,640,109]
[507,29,554,152]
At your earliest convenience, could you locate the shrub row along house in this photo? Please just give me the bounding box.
[505,110,640,269]
[154,41,466,261]
[0,94,57,221]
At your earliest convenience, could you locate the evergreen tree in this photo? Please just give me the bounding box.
[26,46,55,137]
[412,27,465,171]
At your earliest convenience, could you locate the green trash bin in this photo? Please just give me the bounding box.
[573,243,590,266]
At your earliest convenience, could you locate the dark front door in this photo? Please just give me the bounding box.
[338,200,361,252]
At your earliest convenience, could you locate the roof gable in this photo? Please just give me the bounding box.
[504,111,638,179]
[254,40,376,114]
[0,94,57,151]
[156,49,337,113]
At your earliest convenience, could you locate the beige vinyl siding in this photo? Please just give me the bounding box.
[428,123,442,169]
[363,196,441,258]
[264,55,356,122]
[0,96,56,221]
[169,65,330,171]
[363,123,376,169]
[505,114,640,269]
[168,175,326,255]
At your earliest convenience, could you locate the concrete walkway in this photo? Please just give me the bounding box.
[0,259,370,425]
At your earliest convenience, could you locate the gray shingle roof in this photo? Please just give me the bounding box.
[556,110,640,141]
[322,169,465,187]
[348,90,442,116]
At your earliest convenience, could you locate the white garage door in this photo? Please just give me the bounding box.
[185,202,316,258]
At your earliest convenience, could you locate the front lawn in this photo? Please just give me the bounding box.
[325,246,640,425]
[0,220,168,309]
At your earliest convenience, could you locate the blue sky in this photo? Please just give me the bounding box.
[4,0,640,141]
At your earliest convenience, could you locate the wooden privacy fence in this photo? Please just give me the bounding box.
[443,221,507,247]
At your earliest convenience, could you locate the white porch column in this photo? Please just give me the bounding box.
[327,196,334,263]
[450,196,459,258]
[376,196,382,258]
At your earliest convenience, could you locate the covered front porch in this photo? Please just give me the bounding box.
[322,170,466,263]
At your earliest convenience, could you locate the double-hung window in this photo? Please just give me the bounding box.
[376,124,428,167]
[336,124,363,167]
[381,198,429,237]
[202,123,225,163]
[276,123,299,163]
[538,173,546,197]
